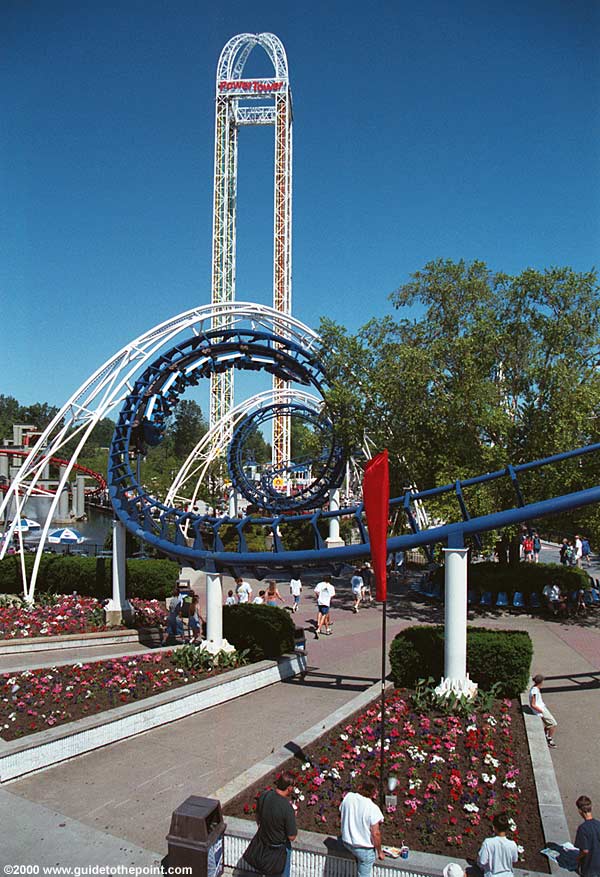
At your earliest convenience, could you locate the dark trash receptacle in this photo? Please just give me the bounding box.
[294,626,307,655]
[166,795,226,877]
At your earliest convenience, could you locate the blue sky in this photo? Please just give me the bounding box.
[2,0,599,409]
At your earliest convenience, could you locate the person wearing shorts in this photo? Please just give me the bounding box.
[314,576,335,638]
[529,674,557,747]
[290,577,302,612]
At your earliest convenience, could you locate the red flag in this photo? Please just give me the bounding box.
[363,449,390,602]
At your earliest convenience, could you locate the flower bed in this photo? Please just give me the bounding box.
[0,595,168,640]
[0,595,110,639]
[0,649,234,740]
[224,690,549,873]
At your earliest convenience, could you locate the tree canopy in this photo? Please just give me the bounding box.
[319,259,600,536]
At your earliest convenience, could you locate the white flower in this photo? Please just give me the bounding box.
[484,754,499,768]
[481,773,496,784]
[464,803,479,813]
[340,733,348,741]
[503,780,517,789]
[508,817,517,832]
[466,724,477,732]
[430,755,446,764]
[487,716,497,726]
[301,762,311,771]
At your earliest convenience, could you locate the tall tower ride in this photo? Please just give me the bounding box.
[210,33,293,471]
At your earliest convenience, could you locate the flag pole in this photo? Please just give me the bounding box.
[362,449,390,810]
[379,594,387,807]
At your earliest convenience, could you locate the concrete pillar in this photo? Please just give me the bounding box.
[58,487,70,522]
[0,453,8,480]
[104,519,133,625]
[75,475,86,518]
[436,545,477,699]
[325,488,345,548]
[205,571,223,646]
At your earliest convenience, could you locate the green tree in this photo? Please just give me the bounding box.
[319,259,600,536]
[168,400,208,458]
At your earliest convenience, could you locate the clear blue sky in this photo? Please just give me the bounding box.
[2,0,599,408]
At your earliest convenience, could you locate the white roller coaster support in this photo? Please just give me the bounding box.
[0,303,319,602]
[205,571,223,647]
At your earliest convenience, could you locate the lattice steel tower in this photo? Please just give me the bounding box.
[211,33,293,471]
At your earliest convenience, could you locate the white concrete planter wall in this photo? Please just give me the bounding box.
[0,653,306,782]
[0,629,139,656]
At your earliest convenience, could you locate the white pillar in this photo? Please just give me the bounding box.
[325,488,345,548]
[104,519,133,624]
[205,571,223,646]
[436,546,477,698]
[228,489,237,518]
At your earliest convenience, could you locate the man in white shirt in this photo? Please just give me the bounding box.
[528,674,557,747]
[351,569,365,613]
[235,577,253,604]
[477,812,518,877]
[340,777,385,877]
[314,576,335,638]
[290,577,302,612]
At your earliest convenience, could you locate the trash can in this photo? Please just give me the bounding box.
[294,626,307,655]
[166,795,226,877]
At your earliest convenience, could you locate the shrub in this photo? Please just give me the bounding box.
[467,627,533,696]
[223,603,295,661]
[389,625,533,697]
[431,560,590,596]
[0,554,178,600]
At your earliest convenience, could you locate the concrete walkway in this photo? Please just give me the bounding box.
[1,566,599,865]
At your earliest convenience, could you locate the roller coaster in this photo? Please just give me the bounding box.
[3,299,600,603]
[0,448,107,497]
[3,32,600,602]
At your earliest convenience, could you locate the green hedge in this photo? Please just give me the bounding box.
[431,561,590,596]
[223,604,295,661]
[0,554,179,599]
[389,625,533,697]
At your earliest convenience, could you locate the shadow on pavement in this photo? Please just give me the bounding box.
[282,669,379,692]
[539,671,600,693]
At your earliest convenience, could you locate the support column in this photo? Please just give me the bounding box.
[325,488,345,549]
[206,572,223,646]
[203,571,235,655]
[436,543,477,699]
[104,519,133,625]
[75,475,86,518]
[228,489,237,518]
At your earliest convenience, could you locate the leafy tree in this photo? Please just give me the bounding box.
[167,400,208,458]
[319,259,600,540]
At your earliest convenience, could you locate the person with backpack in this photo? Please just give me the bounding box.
[533,532,542,563]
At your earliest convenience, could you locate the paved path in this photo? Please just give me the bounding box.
[1,567,599,865]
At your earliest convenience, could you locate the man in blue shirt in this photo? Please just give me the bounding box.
[575,796,600,877]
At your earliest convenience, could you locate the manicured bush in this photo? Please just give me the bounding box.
[223,603,295,661]
[0,554,178,600]
[431,560,590,596]
[467,627,533,696]
[389,624,533,696]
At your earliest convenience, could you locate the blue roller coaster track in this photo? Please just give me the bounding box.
[109,327,600,577]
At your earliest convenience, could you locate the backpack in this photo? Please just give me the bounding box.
[180,595,193,618]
